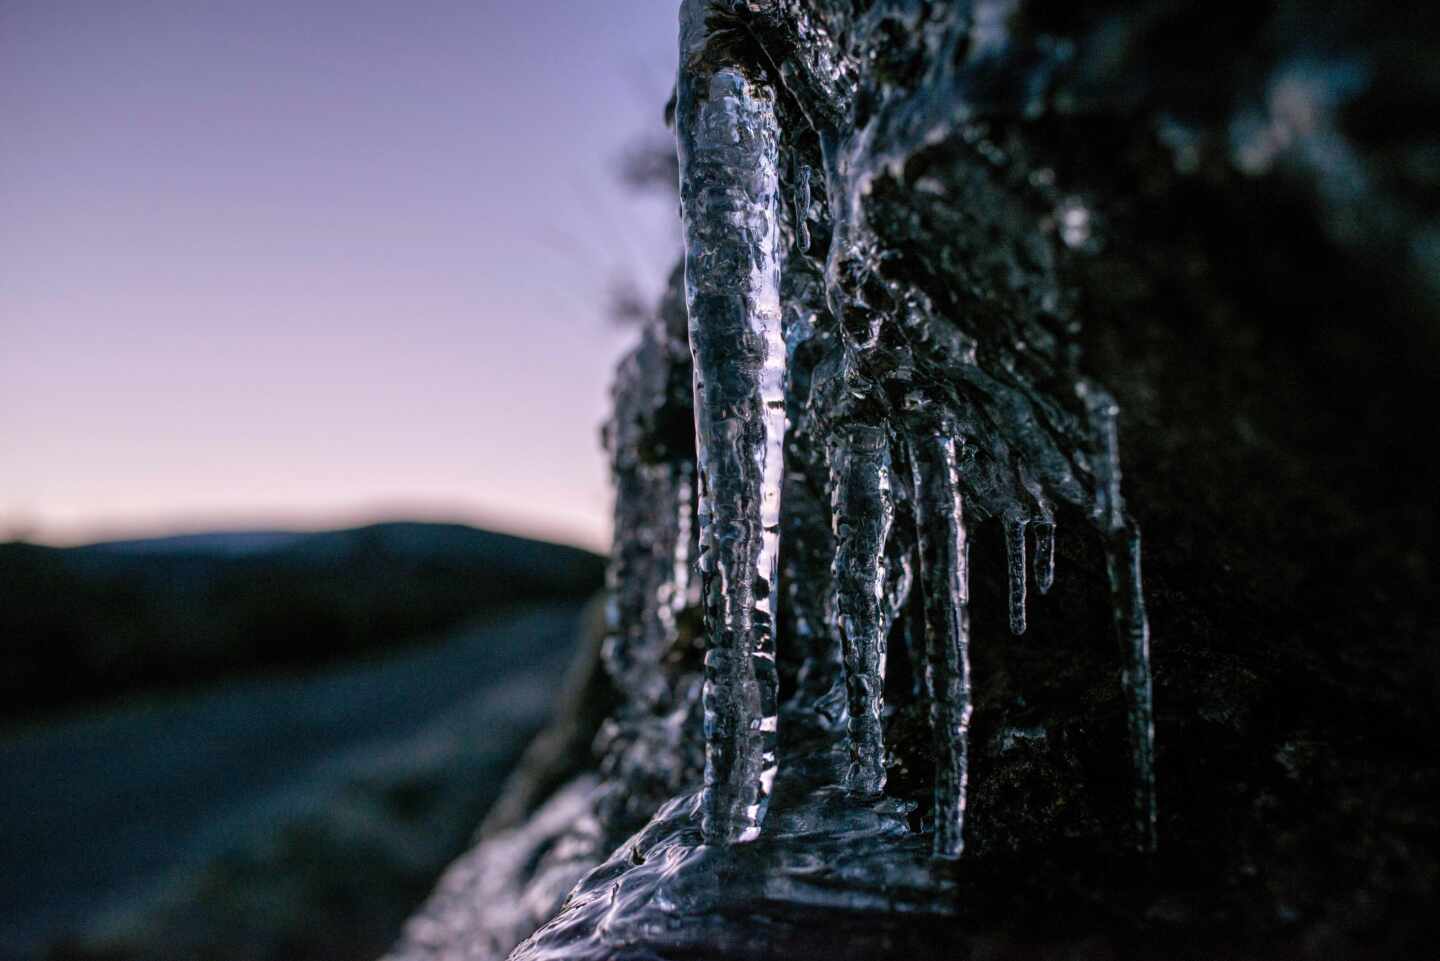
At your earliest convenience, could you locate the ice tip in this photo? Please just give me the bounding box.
[1034,521,1056,595]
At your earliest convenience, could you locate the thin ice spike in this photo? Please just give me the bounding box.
[1106,521,1158,853]
[829,423,894,795]
[910,430,973,859]
[1033,521,1056,594]
[1005,516,1028,635]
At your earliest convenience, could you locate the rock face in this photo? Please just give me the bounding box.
[387,1,1439,958]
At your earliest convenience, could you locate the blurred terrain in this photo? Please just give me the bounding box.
[0,523,602,722]
[0,525,603,961]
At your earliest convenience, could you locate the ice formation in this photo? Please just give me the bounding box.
[388,4,1165,954]
[827,423,895,796]
[383,0,1440,954]
[907,427,974,858]
[676,1,787,844]
[674,0,1156,856]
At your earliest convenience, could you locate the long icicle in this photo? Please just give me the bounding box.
[910,428,974,859]
[1083,382,1158,852]
[829,422,894,795]
[1033,521,1056,594]
[1107,523,1157,853]
[677,0,786,845]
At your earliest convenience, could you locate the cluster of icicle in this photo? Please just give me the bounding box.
[384,6,1166,956]
[666,0,1156,857]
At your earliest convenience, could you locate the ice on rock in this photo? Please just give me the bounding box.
[1004,515,1029,636]
[390,5,1184,957]
[605,460,693,710]
[668,0,1156,856]
[676,0,786,844]
[1106,523,1158,853]
[1081,379,1158,850]
[909,428,975,859]
[1033,521,1056,594]
[793,163,813,253]
[828,423,894,795]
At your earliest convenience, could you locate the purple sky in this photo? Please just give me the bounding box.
[1,0,682,551]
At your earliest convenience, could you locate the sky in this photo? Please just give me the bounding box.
[0,0,682,552]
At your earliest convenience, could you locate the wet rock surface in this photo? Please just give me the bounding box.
[388,2,1439,958]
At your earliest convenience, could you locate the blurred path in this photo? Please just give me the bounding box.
[0,603,583,959]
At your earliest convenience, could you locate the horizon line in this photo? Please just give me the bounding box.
[2,502,612,556]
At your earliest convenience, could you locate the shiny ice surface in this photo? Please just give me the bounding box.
[676,1,787,845]
[390,1,1166,956]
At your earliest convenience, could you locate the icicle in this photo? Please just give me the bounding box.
[1106,523,1157,853]
[603,460,665,707]
[1033,521,1055,594]
[1004,515,1028,635]
[794,163,812,253]
[677,0,785,845]
[1081,379,1157,853]
[605,333,690,710]
[829,423,894,795]
[909,429,973,859]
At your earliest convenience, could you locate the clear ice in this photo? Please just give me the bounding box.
[669,0,1158,855]
[1034,521,1057,595]
[1005,515,1029,636]
[909,428,974,859]
[828,423,894,795]
[676,0,786,844]
[385,4,1174,957]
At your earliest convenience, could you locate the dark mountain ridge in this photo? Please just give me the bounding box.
[0,522,604,724]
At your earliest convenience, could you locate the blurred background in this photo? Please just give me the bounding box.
[0,1,680,958]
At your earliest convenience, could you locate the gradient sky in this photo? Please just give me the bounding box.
[1,0,682,551]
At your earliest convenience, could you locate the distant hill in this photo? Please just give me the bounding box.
[0,523,605,723]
